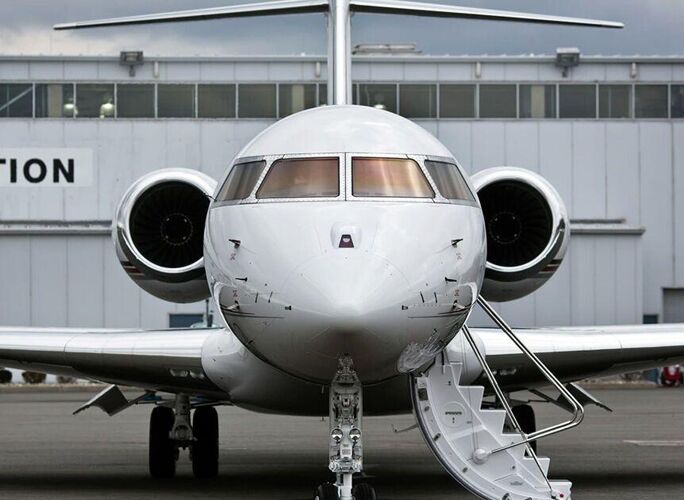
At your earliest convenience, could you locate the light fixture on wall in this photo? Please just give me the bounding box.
[120,51,144,77]
[352,43,420,55]
[555,47,580,77]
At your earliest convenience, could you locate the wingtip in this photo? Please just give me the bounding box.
[53,22,76,31]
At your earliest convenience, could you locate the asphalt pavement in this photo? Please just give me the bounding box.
[0,387,682,499]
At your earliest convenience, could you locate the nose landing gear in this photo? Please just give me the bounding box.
[313,356,377,500]
[148,394,219,479]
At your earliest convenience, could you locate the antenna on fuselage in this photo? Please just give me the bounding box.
[54,0,623,106]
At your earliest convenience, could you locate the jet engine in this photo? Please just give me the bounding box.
[113,168,217,303]
[471,167,569,302]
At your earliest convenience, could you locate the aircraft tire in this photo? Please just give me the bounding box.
[352,482,377,500]
[0,369,12,384]
[149,406,176,478]
[513,404,537,453]
[313,482,339,500]
[192,406,219,478]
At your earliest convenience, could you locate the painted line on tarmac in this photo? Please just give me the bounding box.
[624,440,684,447]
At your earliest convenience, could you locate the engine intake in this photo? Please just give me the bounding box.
[114,169,217,303]
[472,167,569,302]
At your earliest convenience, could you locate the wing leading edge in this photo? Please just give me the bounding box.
[0,327,227,398]
[462,323,684,391]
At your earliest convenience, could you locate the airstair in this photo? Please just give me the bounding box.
[410,297,583,500]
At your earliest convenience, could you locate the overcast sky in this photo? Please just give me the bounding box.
[0,0,682,57]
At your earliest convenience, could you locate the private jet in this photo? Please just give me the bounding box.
[2,2,684,499]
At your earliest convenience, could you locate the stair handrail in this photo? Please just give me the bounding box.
[461,324,553,493]
[462,295,585,456]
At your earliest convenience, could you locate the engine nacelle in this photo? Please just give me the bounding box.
[113,168,217,303]
[472,167,569,302]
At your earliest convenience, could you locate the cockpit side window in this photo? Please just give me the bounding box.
[216,160,266,201]
[352,157,434,198]
[424,160,476,202]
[256,157,339,199]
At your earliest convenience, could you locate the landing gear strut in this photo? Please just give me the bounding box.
[314,356,377,500]
[148,394,219,479]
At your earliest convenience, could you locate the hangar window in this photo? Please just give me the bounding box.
[279,84,317,117]
[359,84,397,113]
[599,85,632,119]
[672,85,684,119]
[169,313,204,328]
[239,84,277,118]
[352,157,434,198]
[559,85,596,118]
[0,83,33,118]
[35,84,75,118]
[76,84,115,118]
[519,85,556,119]
[118,84,155,118]
[199,84,236,118]
[479,85,517,119]
[400,84,437,118]
[424,160,475,202]
[439,84,475,118]
[216,160,266,201]
[257,157,339,198]
[636,85,668,118]
[158,84,195,118]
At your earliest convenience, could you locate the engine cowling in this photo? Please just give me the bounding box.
[471,167,569,302]
[113,168,217,303]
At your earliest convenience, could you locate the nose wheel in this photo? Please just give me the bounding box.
[352,483,377,500]
[313,481,376,500]
[314,482,339,500]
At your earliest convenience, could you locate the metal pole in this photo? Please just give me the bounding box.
[328,0,351,105]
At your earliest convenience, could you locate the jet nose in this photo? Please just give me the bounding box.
[281,254,414,382]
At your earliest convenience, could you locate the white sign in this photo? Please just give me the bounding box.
[0,148,94,187]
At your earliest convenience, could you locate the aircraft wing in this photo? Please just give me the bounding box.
[0,326,229,399]
[2,323,684,407]
[463,323,684,391]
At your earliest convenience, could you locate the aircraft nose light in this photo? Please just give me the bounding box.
[330,224,361,249]
[339,234,354,248]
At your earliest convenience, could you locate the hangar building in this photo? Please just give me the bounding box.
[0,53,683,331]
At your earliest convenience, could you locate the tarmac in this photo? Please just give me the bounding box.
[0,386,683,499]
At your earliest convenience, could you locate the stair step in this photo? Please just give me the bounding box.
[412,361,569,500]
[523,455,551,476]
[547,480,572,499]
[478,408,507,431]
[458,385,484,410]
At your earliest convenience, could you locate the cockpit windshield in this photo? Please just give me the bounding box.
[424,160,476,202]
[216,160,266,201]
[256,157,339,198]
[352,157,434,198]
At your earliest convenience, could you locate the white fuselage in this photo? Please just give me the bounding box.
[202,105,487,384]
